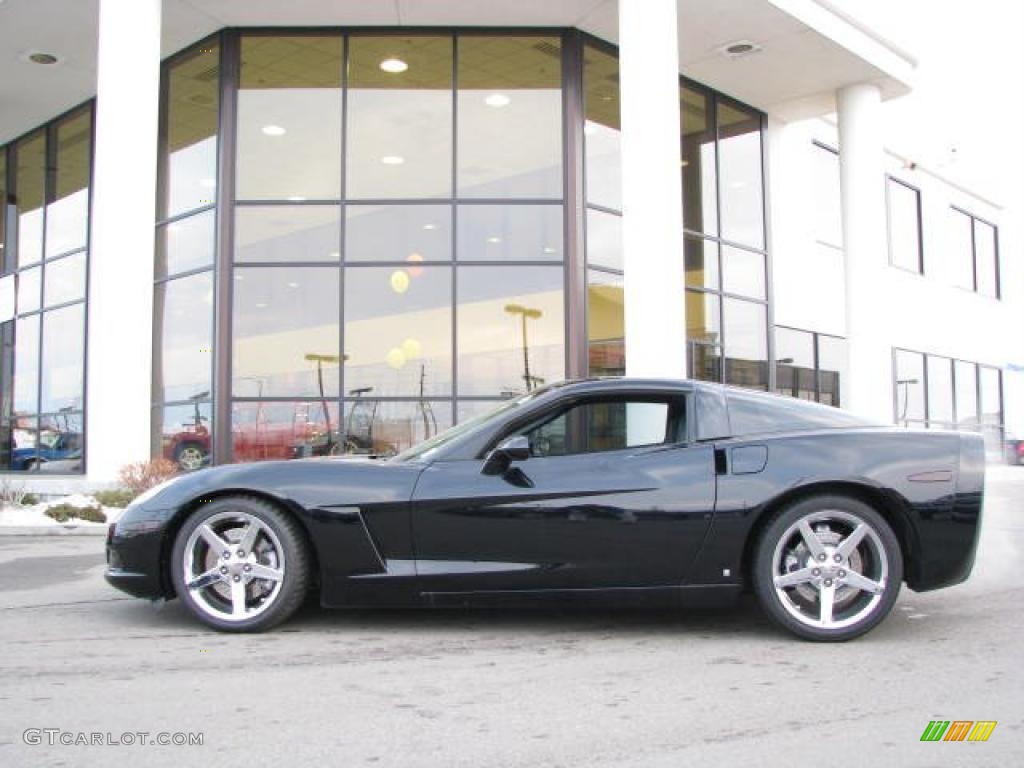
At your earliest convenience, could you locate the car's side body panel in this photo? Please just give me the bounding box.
[106,378,985,614]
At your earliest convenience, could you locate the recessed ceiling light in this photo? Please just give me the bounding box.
[486,236,501,244]
[329,251,341,259]
[381,155,405,165]
[262,124,286,136]
[422,223,437,231]
[28,52,59,65]
[287,195,306,202]
[542,246,557,254]
[380,58,408,73]
[287,282,299,288]
[485,93,511,108]
[718,40,762,59]
[255,302,268,309]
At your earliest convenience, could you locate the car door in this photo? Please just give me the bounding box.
[409,392,717,593]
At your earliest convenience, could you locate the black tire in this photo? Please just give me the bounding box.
[170,496,311,632]
[752,495,902,642]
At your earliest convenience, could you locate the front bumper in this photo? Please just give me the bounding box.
[105,506,178,600]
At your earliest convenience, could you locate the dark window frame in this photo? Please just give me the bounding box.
[950,205,1001,299]
[885,175,924,275]
[773,325,846,408]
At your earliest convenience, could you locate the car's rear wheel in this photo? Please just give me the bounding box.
[753,495,902,641]
[170,496,310,632]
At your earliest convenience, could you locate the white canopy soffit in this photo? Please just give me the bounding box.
[0,0,915,144]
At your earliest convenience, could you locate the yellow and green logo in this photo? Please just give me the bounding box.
[920,721,997,742]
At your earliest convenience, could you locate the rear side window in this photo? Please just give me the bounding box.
[521,397,684,457]
[727,389,870,437]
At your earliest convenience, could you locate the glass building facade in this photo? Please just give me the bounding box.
[149,29,770,468]
[0,106,92,473]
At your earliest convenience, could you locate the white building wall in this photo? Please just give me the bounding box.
[769,114,1024,438]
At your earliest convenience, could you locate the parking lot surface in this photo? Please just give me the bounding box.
[1,467,1022,767]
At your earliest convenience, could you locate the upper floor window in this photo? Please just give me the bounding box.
[950,207,1000,298]
[886,176,923,274]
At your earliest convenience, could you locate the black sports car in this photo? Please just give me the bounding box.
[106,378,985,641]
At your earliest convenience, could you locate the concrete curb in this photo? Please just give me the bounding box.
[0,525,108,536]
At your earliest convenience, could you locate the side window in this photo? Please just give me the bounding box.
[522,398,681,457]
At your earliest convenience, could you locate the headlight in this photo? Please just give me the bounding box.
[131,476,182,508]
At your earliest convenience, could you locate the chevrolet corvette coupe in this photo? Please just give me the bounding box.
[106,378,985,641]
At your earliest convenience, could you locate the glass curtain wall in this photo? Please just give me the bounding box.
[153,38,219,471]
[153,29,769,466]
[682,89,768,390]
[0,106,92,473]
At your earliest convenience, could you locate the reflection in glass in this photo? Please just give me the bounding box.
[13,315,40,415]
[232,266,339,398]
[46,109,92,258]
[681,86,717,235]
[458,205,563,262]
[685,235,718,290]
[237,35,342,200]
[817,334,846,407]
[894,349,925,425]
[344,266,452,397]
[156,209,215,278]
[585,209,621,271]
[342,399,452,457]
[154,272,213,403]
[717,102,764,249]
[927,356,954,428]
[980,366,1002,428]
[886,178,922,273]
[774,327,815,400]
[346,205,451,262]
[685,290,721,383]
[43,252,86,307]
[583,44,621,211]
[721,244,765,299]
[161,40,219,219]
[723,298,767,390]
[347,36,452,199]
[955,360,978,429]
[457,36,562,199]
[41,303,85,412]
[457,266,565,396]
[974,220,998,298]
[36,412,83,473]
[456,399,507,425]
[155,401,212,471]
[7,415,39,471]
[234,206,340,263]
[17,267,41,314]
[587,270,624,376]
[15,131,45,267]
[232,400,340,463]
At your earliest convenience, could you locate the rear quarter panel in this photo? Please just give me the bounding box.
[687,429,981,591]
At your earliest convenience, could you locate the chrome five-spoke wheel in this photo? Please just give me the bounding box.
[754,495,902,641]
[171,497,310,632]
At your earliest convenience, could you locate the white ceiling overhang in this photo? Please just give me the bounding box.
[0,0,915,145]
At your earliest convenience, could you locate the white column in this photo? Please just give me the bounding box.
[87,0,162,483]
[836,83,892,423]
[618,0,687,379]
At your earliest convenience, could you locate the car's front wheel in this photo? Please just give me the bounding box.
[170,496,310,632]
[753,495,902,641]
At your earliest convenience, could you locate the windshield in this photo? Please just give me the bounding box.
[394,390,542,462]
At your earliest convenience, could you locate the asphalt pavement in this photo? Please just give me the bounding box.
[1,467,1022,767]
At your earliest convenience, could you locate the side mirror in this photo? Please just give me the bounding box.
[481,435,530,475]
